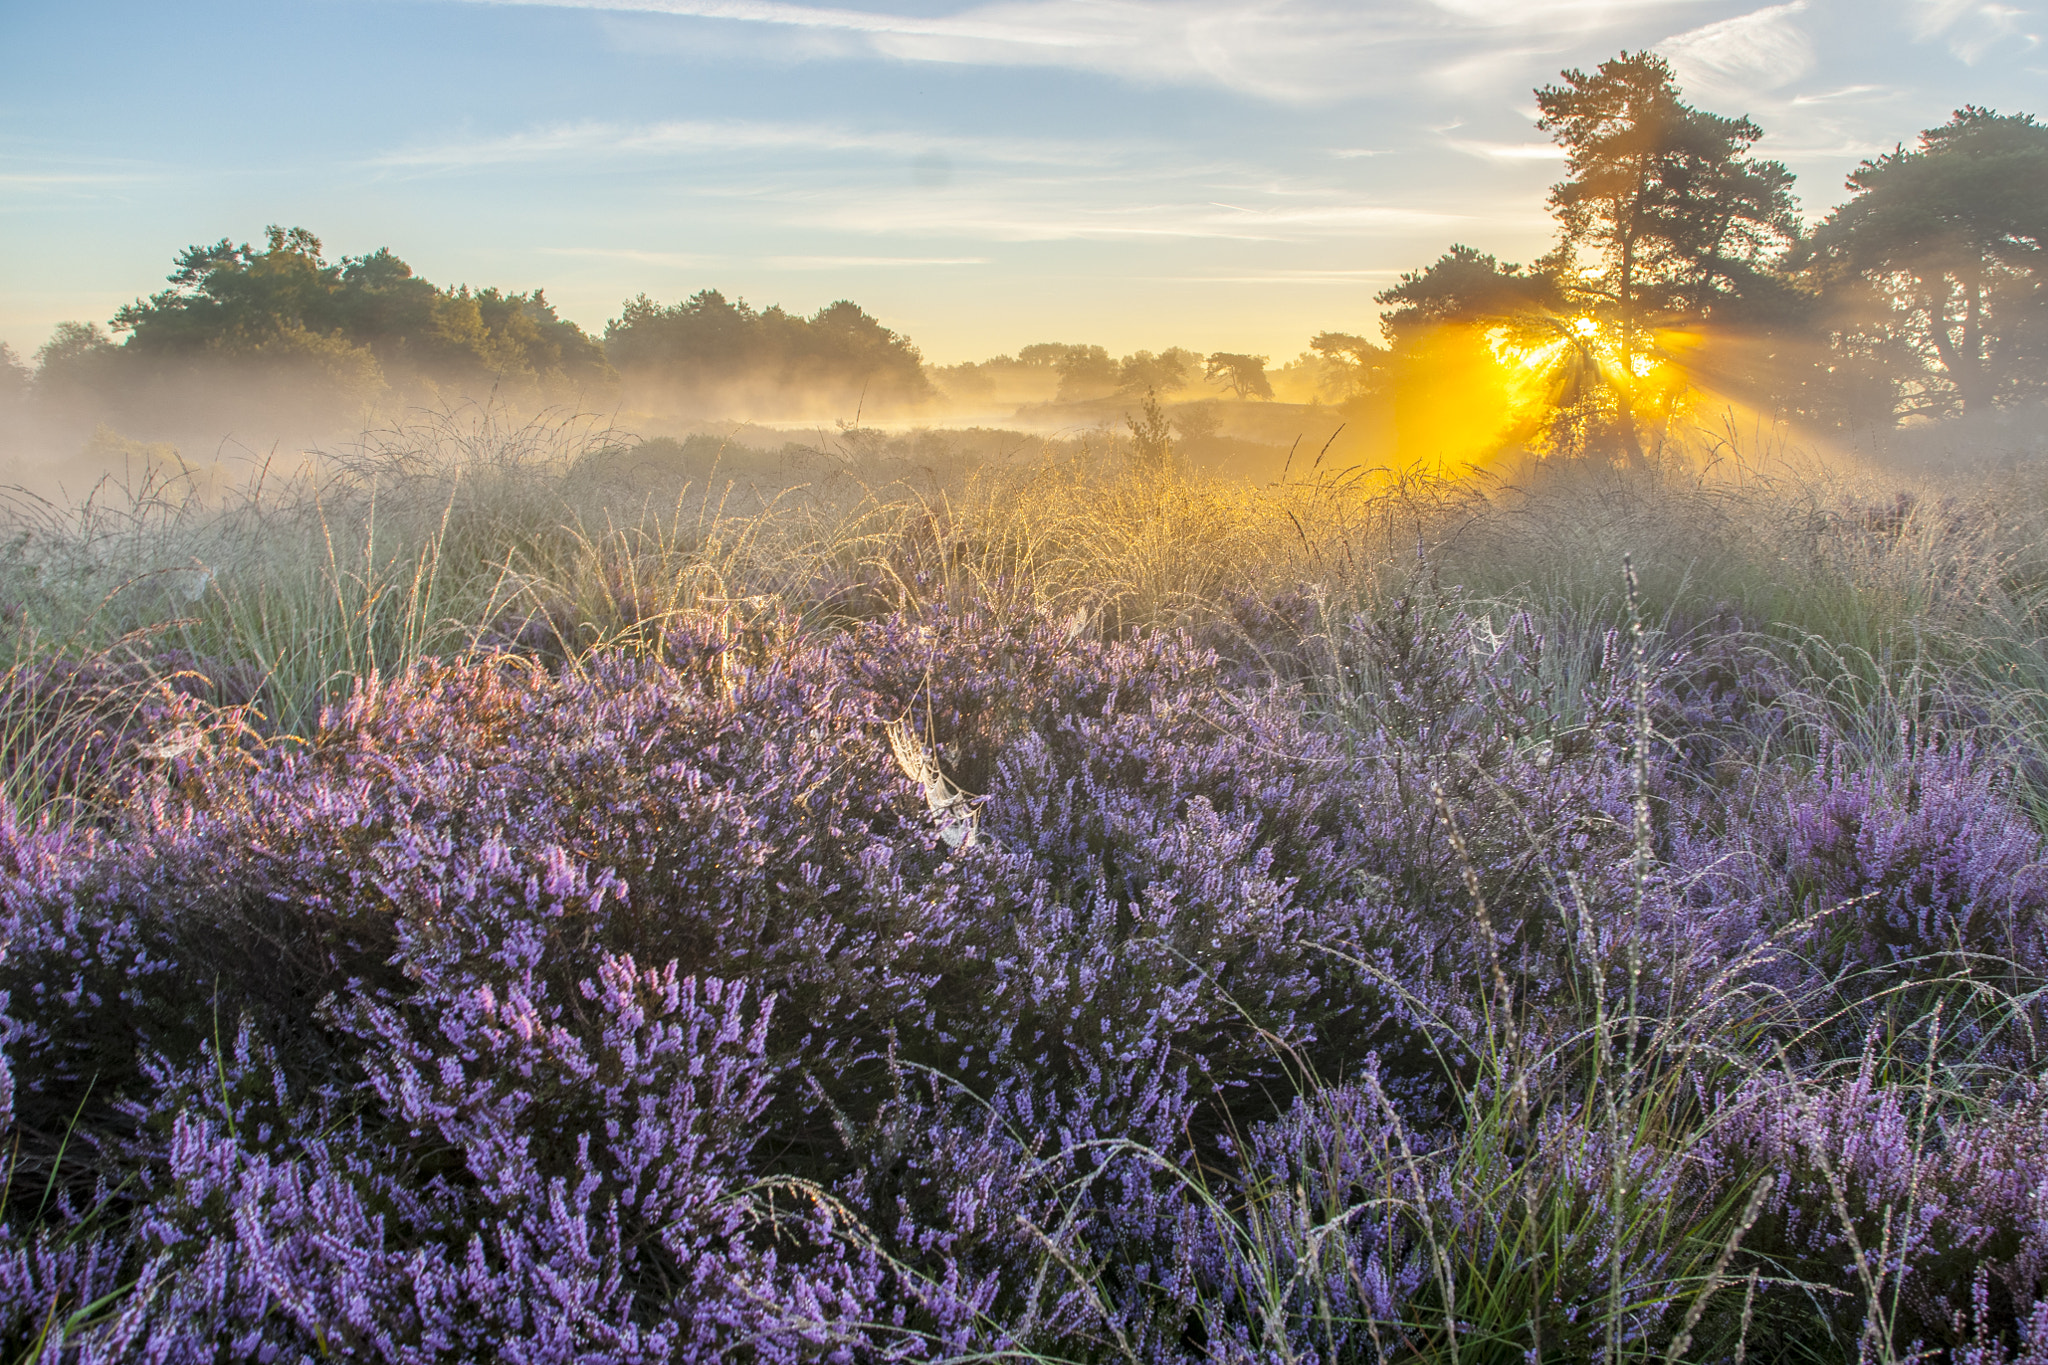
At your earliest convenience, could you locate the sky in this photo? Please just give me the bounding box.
[1,0,2042,366]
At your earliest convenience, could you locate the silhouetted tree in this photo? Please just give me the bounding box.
[1039,344,1118,401]
[0,344,26,409]
[1116,348,1197,395]
[1015,342,1085,370]
[115,227,344,351]
[1307,331,1388,398]
[1204,352,1272,400]
[1539,53,1799,327]
[1375,247,1563,342]
[1537,51,1799,455]
[1795,107,2048,420]
[1125,388,1175,473]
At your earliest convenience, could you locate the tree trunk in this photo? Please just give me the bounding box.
[1924,271,1991,418]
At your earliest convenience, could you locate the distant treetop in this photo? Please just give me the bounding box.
[603,289,933,406]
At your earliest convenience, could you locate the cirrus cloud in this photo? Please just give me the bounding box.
[1657,1,1815,100]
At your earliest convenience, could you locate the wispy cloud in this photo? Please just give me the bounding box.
[1760,132,1894,160]
[373,117,1115,170]
[0,154,168,201]
[378,111,1467,243]
[1908,0,2039,62]
[537,247,725,268]
[457,0,1410,99]
[1428,0,1701,26]
[0,172,159,186]
[1789,82,1891,104]
[810,188,1473,243]
[452,0,1697,100]
[543,246,989,272]
[1658,2,1814,100]
[1145,267,1407,285]
[769,254,989,267]
[1446,138,1568,160]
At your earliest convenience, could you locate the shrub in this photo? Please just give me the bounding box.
[2,576,2045,1360]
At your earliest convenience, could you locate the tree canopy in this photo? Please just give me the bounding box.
[1305,331,1388,400]
[1116,348,1198,397]
[1204,353,1273,400]
[0,345,26,407]
[111,226,610,399]
[1376,247,1563,341]
[604,289,932,407]
[31,322,120,402]
[1796,108,2048,419]
[1537,52,1800,333]
[1346,52,1829,461]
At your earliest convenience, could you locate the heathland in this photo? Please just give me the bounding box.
[4,400,2048,1360]
[4,52,2048,1365]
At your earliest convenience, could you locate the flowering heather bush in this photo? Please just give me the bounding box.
[1752,743,2048,1059]
[1712,1063,2048,1360]
[2,580,2046,1360]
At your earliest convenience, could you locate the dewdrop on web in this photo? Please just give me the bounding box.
[884,716,983,850]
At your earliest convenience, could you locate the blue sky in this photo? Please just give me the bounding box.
[2,0,2041,365]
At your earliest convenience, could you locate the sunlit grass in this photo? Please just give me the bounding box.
[6,400,2048,773]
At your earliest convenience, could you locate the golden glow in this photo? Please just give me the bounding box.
[1359,317,1858,483]
[1383,323,1570,474]
[1485,325,1568,373]
[1376,313,1708,475]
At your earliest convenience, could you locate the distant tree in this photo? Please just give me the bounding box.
[116,226,347,354]
[1116,348,1196,395]
[608,290,750,372]
[1015,342,1079,369]
[1795,107,2048,420]
[331,247,441,366]
[809,300,931,383]
[1371,248,1600,455]
[113,226,607,398]
[1308,331,1383,369]
[1204,352,1273,400]
[1375,247,1562,342]
[429,286,607,389]
[1171,402,1219,443]
[925,351,1062,408]
[0,343,31,407]
[604,291,931,405]
[1047,345,1119,401]
[32,321,120,400]
[1305,331,1389,401]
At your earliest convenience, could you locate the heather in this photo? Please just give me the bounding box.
[4,411,2048,1361]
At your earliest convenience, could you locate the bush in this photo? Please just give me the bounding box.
[4,449,2048,1359]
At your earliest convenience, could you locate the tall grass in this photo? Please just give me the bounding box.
[5,404,2048,1358]
[8,401,2048,809]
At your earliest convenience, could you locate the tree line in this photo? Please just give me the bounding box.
[925,344,1281,407]
[1,228,934,417]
